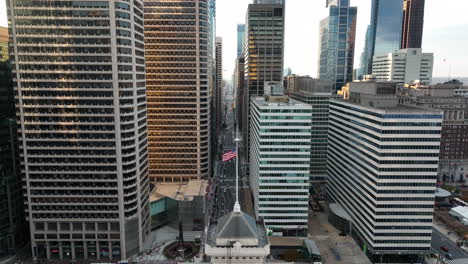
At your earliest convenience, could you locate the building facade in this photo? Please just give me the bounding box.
[360,0,403,77]
[8,0,150,260]
[250,96,311,237]
[144,0,213,182]
[237,24,245,58]
[287,76,335,184]
[327,81,442,262]
[214,37,223,155]
[242,0,285,172]
[318,0,357,91]
[401,0,425,49]
[0,27,8,61]
[372,48,433,85]
[0,54,28,259]
[400,83,468,184]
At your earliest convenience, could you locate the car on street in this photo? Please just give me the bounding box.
[445,253,454,260]
[440,246,449,252]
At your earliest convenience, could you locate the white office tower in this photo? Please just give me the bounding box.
[372,48,434,85]
[250,95,311,237]
[8,0,150,261]
[327,81,442,263]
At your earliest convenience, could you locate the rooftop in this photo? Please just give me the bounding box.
[335,98,443,115]
[150,180,208,202]
[252,96,312,109]
[206,210,269,248]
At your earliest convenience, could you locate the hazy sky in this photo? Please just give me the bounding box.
[1,0,468,79]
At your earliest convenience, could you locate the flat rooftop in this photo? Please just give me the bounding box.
[150,180,208,202]
[252,96,312,109]
[334,98,443,115]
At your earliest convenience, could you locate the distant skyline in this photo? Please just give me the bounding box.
[2,0,468,79]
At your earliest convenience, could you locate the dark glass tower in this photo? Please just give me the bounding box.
[242,0,285,172]
[359,0,404,77]
[237,24,245,58]
[401,0,425,49]
[318,0,357,91]
[0,49,28,260]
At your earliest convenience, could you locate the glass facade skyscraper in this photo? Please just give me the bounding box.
[360,0,403,77]
[237,24,245,58]
[401,0,425,49]
[318,0,357,92]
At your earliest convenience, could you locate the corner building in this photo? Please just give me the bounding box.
[8,0,150,260]
[327,82,442,262]
[144,0,212,182]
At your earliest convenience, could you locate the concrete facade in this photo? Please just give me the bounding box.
[249,96,311,236]
[328,81,442,262]
[8,0,150,260]
[372,48,433,85]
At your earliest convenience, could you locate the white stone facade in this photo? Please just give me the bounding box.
[249,96,311,236]
[372,48,433,85]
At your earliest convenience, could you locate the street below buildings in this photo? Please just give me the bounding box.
[210,99,243,222]
[431,228,468,260]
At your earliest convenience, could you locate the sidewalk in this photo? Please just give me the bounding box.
[433,219,462,244]
[308,204,371,264]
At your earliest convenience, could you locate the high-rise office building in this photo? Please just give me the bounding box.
[242,0,285,170]
[318,0,357,91]
[0,48,28,259]
[400,83,468,184]
[234,57,245,131]
[237,24,245,58]
[401,0,425,49]
[250,95,311,237]
[8,0,150,260]
[287,76,335,183]
[214,37,223,154]
[328,81,442,262]
[372,48,433,85]
[144,0,213,182]
[360,0,404,77]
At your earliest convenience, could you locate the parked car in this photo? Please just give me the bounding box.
[440,246,449,252]
[445,253,454,260]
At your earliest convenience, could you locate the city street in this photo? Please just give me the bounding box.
[432,228,468,260]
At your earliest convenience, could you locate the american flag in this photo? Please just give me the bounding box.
[222,150,237,162]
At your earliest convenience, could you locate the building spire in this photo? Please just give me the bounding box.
[234,129,241,213]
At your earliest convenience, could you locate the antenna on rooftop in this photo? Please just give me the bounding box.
[234,129,241,213]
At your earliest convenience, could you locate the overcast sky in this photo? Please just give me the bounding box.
[1,0,468,79]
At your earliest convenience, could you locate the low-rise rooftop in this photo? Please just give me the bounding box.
[150,180,208,202]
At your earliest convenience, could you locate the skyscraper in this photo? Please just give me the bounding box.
[327,81,442,262]
[250,95,311,237]
[144,0,213,182]
[287,76,335,183]
[318,0,357,91]
[0,41,28,259]
[401,0,425,49]
[360,0,404,77]
[242,0,285,169]
[214,37,223,154]
[8,0,150,260]
[237,24,245,58]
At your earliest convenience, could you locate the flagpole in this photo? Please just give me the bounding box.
[234,130,241,213]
